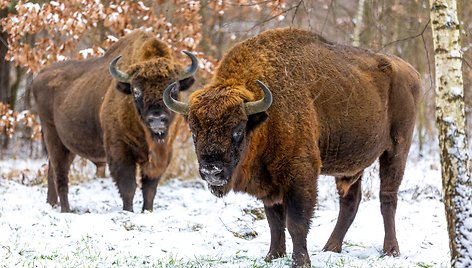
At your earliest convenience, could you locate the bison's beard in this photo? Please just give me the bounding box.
[150,130,167,143]
[209,185,227,198]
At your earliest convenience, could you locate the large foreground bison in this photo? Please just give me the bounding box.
[32,30,197,212]
[164,28,419,267]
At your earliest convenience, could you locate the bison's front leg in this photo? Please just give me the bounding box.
[108,153,137,212]
[264,204,286,261]
[141,175,160,212]
[285,177,317,267]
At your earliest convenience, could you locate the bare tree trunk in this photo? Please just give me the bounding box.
[351,0,366,47]
[9,65,25,109]
[429,0,472,266]
[0,8,11,104]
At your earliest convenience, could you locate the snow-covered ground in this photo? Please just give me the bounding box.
[0,143,450,267]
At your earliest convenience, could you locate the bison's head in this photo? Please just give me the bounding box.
[163,79,272,196]
[109,51,197,142]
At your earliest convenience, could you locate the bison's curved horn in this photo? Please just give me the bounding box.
[244,80,273,115]
[109,56,130,83]
[163,82,189,115]
[180,51,198,80]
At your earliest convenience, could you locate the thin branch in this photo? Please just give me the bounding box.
[227,0,276,7]
[321,0,334,36]
[461,53,472,69]
[376,19,430,53]
[247,2,303,31]
[304,0,313,31]
[421,27,434,99]
[291,0,304,25]
[0,35,8,48]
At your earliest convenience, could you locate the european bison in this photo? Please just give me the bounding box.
[32,30,197,212]
[164,28,419,267]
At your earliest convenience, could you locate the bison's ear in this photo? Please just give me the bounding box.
[115,82,132,94]
[247,112,268,133]
[178,77,195,92]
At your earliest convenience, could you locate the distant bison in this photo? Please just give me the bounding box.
[164,28,419,267]
[33,30,197,212]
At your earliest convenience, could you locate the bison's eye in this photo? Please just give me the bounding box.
[232,127,244,143]
[192,133,196,142]
[133,87,142,99]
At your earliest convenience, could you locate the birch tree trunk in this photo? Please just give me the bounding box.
[429,0,472,267]
[351,0,366,47]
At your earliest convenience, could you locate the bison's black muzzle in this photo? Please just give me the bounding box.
[145,113,170,141]
[199,164,227,186]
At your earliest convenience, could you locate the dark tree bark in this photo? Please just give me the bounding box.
[0,8,11,105]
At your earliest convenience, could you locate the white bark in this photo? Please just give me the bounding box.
[429,0,472,267]
[352,0,366,47]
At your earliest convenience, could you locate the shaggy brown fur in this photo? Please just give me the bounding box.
[182,28,419,267]
[32,30,194,212]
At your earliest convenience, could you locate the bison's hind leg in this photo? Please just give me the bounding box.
[379,143,411,257]
[46,161,58,206]
[94,162,106,178]
[323,171,363,253]
[42,124,75,212]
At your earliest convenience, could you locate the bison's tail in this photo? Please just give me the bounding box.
[40,129,48,159]
[26,75,48,159]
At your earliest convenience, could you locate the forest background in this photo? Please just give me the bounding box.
[1,1,472,267]
[1,0,471,165]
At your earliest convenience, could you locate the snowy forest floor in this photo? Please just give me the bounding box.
[0,142,450,268]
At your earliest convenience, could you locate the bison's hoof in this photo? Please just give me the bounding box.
[47,201,58,209]
[291,252,311,268]
[383,247,400,257]
[47,199,58,207]
[60,207,71,213]
[383,241,400,257]
[123,206,134,212]
[264,251,286,262]
[322,241,342,253]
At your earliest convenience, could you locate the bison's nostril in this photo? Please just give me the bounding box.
[200,165,223,176]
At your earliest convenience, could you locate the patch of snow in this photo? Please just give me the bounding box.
[137,1,150,11]
[57,55,67,61]
[450,50,461,58]
[451,86,463,97]
[10,17,19,23]
[183,37,195,49]
[0,143,450,267]
[443,116,454,124]
[23,2,41,13]
[79,48,94,59]
[107,35,119,42]
[108,12,119,22]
